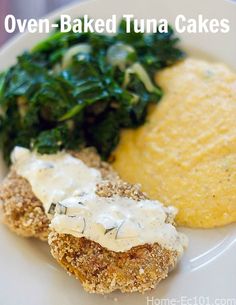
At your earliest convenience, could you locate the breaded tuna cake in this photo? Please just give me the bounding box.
[48,181,187,294]
[0,148,117,240]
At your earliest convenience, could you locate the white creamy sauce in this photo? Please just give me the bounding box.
[51,194,187,253]
[12,146,187,253]
[11,147,102,213]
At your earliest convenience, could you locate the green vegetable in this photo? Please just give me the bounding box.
[0,19,185,163]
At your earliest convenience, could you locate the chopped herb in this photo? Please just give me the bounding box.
[137,222,142,228]
[115,220,125,240]
[81,217,86,234]
[0,19,185,163]
[56,202,67,215]
[104,227,117,235]
[48,202,56,215]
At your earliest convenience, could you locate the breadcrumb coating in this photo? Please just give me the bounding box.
[49,180,179,294]
[0,148,117,240]
[49,232,178,294]
[0,170,50,240]
[96,180,147,201]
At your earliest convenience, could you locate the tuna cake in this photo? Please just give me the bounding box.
[113,58,236,228]
[0,147,117,240]
[48,180,187,294]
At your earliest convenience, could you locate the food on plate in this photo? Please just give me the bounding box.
[49,180,187,293]
[1,146,187,293]
[0,19,189,294]
[0,20,184,164]
[0,147,116,240]
[113,58,236,228]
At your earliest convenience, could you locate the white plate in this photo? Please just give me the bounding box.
[0,1,236,305]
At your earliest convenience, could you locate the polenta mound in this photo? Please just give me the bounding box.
[113,58,236,228]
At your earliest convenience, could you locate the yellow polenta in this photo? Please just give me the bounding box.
[113,58,236,228]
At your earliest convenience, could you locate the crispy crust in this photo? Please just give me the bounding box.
[96,180,147,201]
[48,180,178,294]
[49,232,178,294]
[0,170,50,240]
[0,148,117,240]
